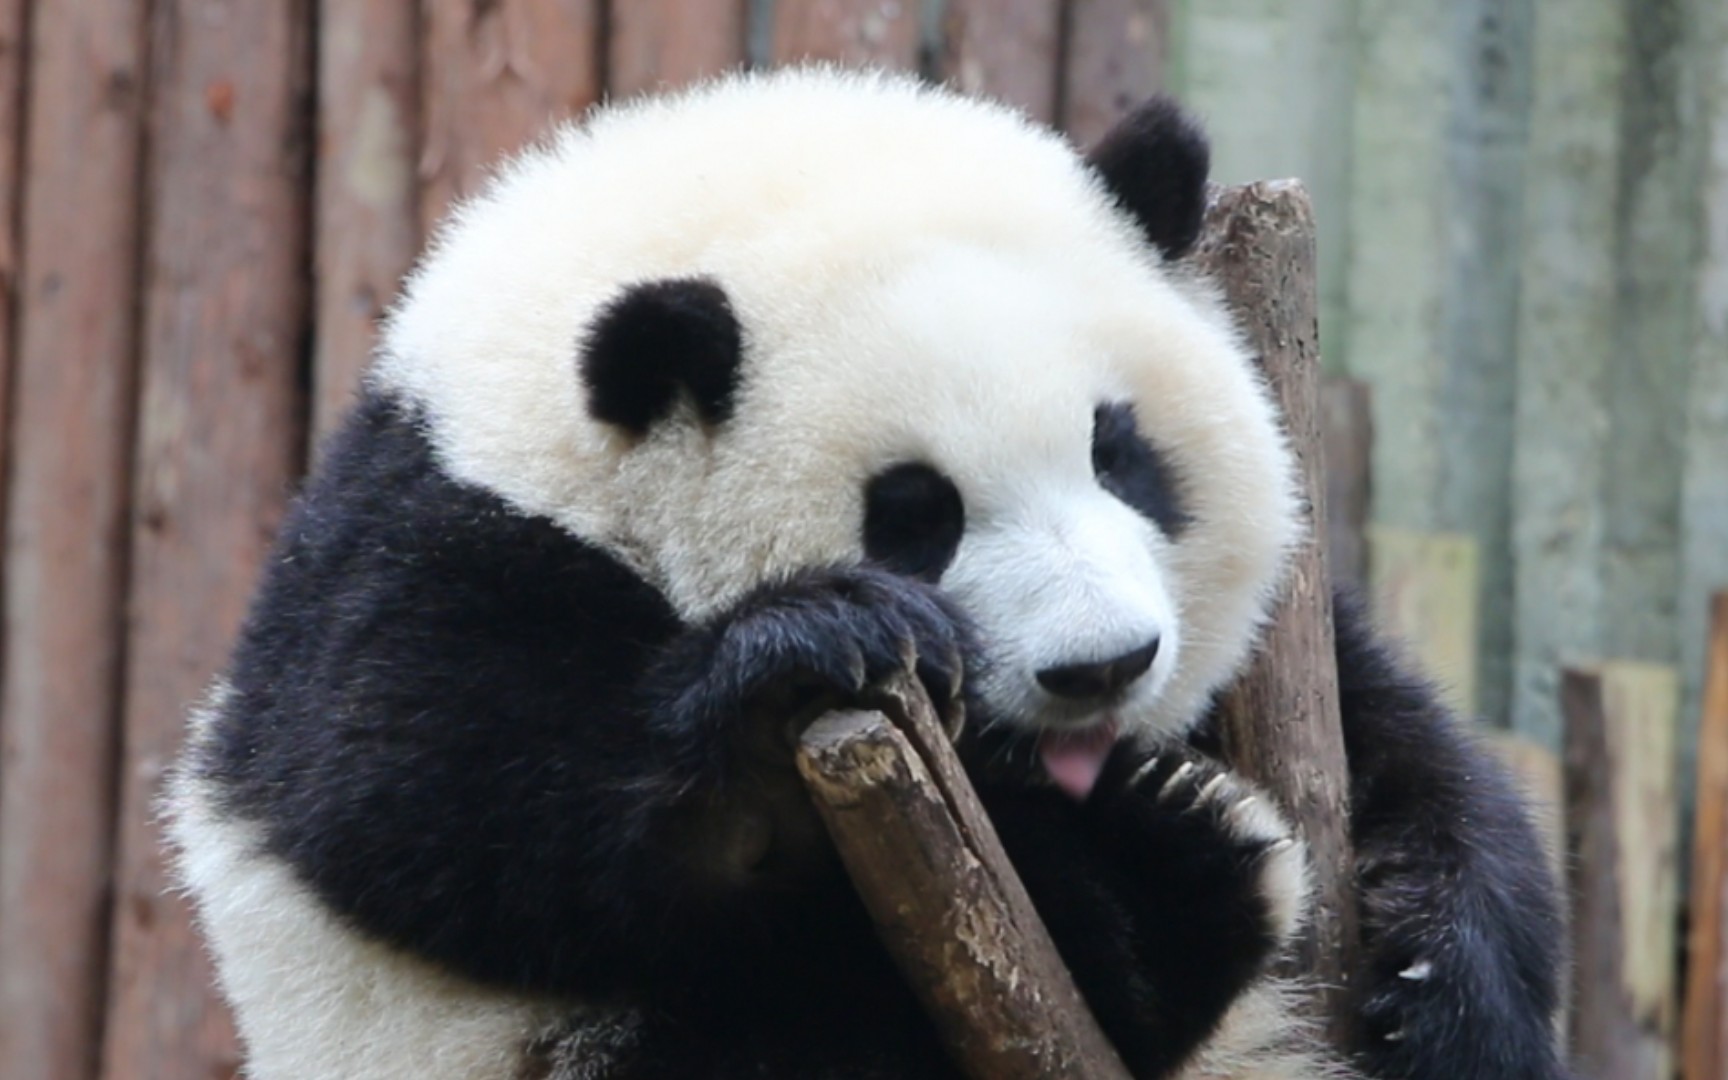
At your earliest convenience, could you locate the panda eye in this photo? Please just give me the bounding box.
[1092,402,1191,537]
[862,463,964,582]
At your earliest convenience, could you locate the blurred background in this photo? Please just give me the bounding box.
[0,1,1721,1078]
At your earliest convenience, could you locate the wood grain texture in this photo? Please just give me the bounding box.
[1191,180,1359,1041]
[1682,593,1728,1080]
[940,0,1063,124]
[99,1,314,1076]
[1562,663,1681,1080]
[312,0,421,443]
[608,0,748,99]
[796,676,1131,1080]
[1061,0,1169,146]
[770,0,924,69]
[419,0,600,230]
[0,2,148,1078]
[1319,375,1371,594]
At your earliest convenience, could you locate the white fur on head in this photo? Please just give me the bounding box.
[375,65,1300,742]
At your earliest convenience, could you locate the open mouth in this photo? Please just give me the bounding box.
[1036,715,1122,800]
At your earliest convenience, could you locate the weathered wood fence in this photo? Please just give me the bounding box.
[0,3,1720,1080]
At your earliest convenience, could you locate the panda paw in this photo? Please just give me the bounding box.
[1095,745,1311,948]
[660,566,969,764]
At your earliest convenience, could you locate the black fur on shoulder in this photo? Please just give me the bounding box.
[1084,96,1211,261]
[1326,588,1572,1080]
[579,276,744,435]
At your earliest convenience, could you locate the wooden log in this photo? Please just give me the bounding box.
[312,0,421,443]
[1562,662,1682,1080]
[99,1,313,1077]
[0,1,147,1078]
[1682,592,1728,1080]
[1190,180,1359,1040]
[1319,375,1371,594]
[419,0,601,230]
[1060,0,1170,146]
[940,0,1063,125]
[770,0,924,69]
[608,0,748,99]
[796,675,1132,1080]
[1368,528,1480,716]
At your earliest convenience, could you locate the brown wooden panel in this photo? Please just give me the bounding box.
[1061,0,1168,145]
[1682,592,1728,1080]
[99,1,314,1076]
[419,0,601,230]
[0,3,147,1079]
[312,0,421,443]
[0,0,22,548]
[770,0,923,69]
[608,0,748,99]
[940,0,1062,124]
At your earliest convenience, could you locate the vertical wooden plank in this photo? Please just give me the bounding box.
[769,0,924,69]
[99,1,313,1076]
[0,0,22,558]
[1368,528,1479,716]
[1510,0,1625,748]
[608,0,748,99]
[1320,375,1371,594]
[1061,0,1169,147]
[1485,729,1568,1046]
[313,0,420,443]
[1681,593,1728,1080]
[940,0,1063,124]
[0,2,147,1079]
[1563,662,1681,1080]
[419,0,601,230]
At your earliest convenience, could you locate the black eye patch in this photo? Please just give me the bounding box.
[862,463,964,582]
[1092,402,1191,537]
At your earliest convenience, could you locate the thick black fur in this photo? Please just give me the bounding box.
[1084,95,1211,261]
[204,390,1568,1079]
[580,276,743,434]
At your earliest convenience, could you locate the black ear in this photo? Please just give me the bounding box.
[579,277,744,435]
[1084,96,1211,261]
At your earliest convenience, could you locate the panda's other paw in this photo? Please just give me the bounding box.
[1097,745,1310,949]
[668,566,969,763]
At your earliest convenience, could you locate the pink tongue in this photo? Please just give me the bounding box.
[1038,720,1121,800]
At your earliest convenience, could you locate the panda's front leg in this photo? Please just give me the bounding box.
[1329,592,1572,1080]
[976,741,1309,1079]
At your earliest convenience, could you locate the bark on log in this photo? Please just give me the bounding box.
[796,675,1132,1080]
[1682,592,1728,1080]
[100,2,313,1076]
[1562,662,1681,1080]
[1191,180,1360,1039]
[607,0,748,99]
[312,0,421,443]
[0,2,148,1078]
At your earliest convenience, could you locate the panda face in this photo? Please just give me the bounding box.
[376,67,1299,745]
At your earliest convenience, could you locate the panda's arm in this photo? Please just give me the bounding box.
[1329,588,1571,1080]
[197,394,936,1006]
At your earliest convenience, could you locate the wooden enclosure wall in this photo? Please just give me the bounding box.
[0,1,1718,1079]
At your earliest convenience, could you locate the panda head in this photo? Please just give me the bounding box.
[376,67,1299,772]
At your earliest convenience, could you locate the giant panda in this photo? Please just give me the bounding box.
[164,66,1570,1080]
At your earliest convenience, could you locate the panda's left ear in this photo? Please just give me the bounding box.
[1084,96,1210,261]
[579,277,743,436]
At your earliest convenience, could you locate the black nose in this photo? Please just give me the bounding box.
[1035,639,1161,701]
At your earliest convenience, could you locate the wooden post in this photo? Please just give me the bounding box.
[770,0,925,69]
[419,0,601,230]
[607,0,748,99]
[1319,376,1371,595]
[1191,180,1360,1041]
[941,0,1063,125]
[99,2,313,1076]
[1562,662,1682,1080]
[0,1,147,1078]
[312,0,421,443]
[797,676,1132,1080]
[1682,593,1728,1080]
[1060,0,1171,147]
